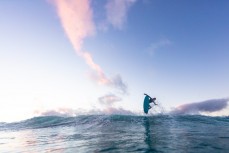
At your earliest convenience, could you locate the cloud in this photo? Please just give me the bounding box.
[34,108,76,117]
[51,0,95,52]
[98,93,133,115]
[105,0,137,29]
[102,107,135,115]
[171,98,229,115]
[51,0,127,93]
[89,72,127,94]
[34,106,135,117]
[109,75,128,94]
[148,38,172,55]
[82,52,110,85]
[98,94,122,106]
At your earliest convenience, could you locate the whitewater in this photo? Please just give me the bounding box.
[0,115,228,153]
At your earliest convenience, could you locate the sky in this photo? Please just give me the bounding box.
[0,0,229,122]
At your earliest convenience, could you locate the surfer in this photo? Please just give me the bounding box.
[143,93,157,114]
[148,97,157,109]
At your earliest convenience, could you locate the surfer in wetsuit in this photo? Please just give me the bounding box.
[144,93,157,110]
[148,97,157,109]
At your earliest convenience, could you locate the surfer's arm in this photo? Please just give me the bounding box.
[151,99,157,105]
[149,97,157,105]
[149,101,157,105]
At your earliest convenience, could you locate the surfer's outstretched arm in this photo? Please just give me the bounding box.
[152,100,157,105]
[150,101,157,105]
[149,97,157,105]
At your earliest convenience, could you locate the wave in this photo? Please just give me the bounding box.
[0,114,228,132]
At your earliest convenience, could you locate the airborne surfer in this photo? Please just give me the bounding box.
[143,93,157,114]
[148,97,157,109]
[145,93,157,108]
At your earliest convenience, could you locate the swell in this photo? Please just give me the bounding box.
[0,115,228,131]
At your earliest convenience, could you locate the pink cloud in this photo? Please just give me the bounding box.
[81,52,109,85]
[51,0,94,51]
[51,0,104,82]
[106,0,137,29]
[34,107,76,117]
[34,106,134,117]
[51,0,127,93]
[102,107,135,115]
[98,94,122,106]
[171,98,229,115]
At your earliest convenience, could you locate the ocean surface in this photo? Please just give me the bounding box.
[0,115,228,153]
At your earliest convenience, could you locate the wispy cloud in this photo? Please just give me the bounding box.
[34,107,76,117]
[97,93,134,115]
[50,0,127,93]
[35,106,135,117]
[109,75,128,94]
[105,0,137,29]
[89,72,127,94]
[98,93,122,106]
[148,38,172,55]
[171,98,229,115]
[51,0,95,52]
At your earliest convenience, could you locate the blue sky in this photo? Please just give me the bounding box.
[0,0,229,122]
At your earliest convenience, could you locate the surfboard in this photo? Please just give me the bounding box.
[143,95,150,114]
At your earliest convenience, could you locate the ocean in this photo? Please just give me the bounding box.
[0,115,228,153]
